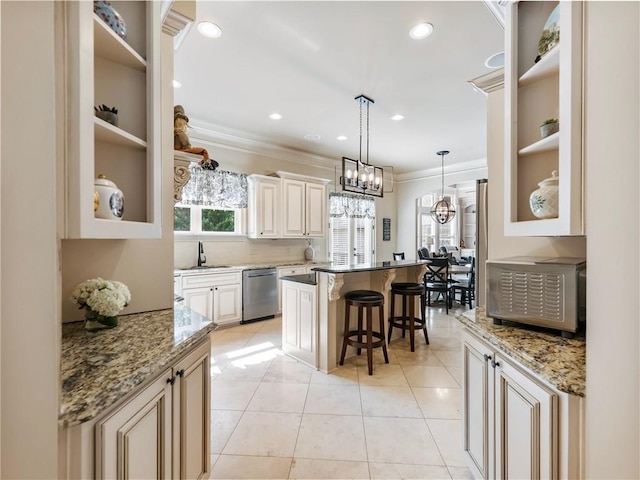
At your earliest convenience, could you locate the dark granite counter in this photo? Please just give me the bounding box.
[59,302,215,428]
[280,273,317,285]
[312,259,428,274]
[456,308,585,397]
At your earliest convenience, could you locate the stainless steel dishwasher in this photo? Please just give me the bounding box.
[242,268,278,323]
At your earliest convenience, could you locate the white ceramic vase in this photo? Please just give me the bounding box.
[94,174,124,220]
[529,170,559,219]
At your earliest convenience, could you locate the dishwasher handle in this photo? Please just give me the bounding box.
[243,270,277,278]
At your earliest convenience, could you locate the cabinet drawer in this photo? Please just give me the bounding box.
[182,272,241,289]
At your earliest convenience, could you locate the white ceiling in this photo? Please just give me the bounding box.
[174,1,504,175]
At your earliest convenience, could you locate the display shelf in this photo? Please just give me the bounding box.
[518,131,559,156]
[94,117,146,149]
[519,45,559,85]
[93,14,146,71]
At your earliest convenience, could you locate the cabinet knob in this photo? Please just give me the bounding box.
[215,287,218,290]
[483,354,492,362]
[210,288,213,291]
[176,369,185,377]
[167,376,176,385]
[491,360,500,369]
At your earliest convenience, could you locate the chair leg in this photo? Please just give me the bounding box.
[366,305,373,375]
[339,302,350,365]
[421,292,429,345]
[379,304,389,364]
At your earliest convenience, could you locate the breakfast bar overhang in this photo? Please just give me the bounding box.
[281,260,429,373]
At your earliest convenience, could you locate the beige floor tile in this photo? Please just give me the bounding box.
[211,332,254,351]
[363,417,444,466]
[433,350,462,367]
[263,357,315,383]
[214,359,271,382]
[448,465,475,480]
[210,454,219,473]
[356,364,409,387]
[427,336,462,351]
[210,454,293,479]
[211,381,259,410]
[245,332,283,348]
[427,419,467,467]
[223,411,302,457]
[369,462,452,479]
[289,458,369,479]
[446,366,463,387]
[256,317,284,334]
[412,387,462,419]
[311,365,359,385]
[392,348,444,367]
[211,410,243,454]
[360,386,422,418]
[402,366,460,388]
[349,347,399,366]
[246,382,309,413]
[304,384,362,416]
[294,414,367,462]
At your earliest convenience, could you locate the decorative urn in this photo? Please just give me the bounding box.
[529,170,559,219]
[94,174,124,220]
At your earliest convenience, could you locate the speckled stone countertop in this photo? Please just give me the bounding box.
[59,302,215,428]
[456,308,586,397]
[174,260,328,274]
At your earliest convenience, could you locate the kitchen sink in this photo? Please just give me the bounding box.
[185,265,231,270]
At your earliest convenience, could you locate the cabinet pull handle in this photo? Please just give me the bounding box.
[167,376,176,385]
[483,354,492,362]
[176,369,185,377]
[491,360,500,369]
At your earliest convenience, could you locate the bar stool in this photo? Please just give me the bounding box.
[339,290,388,375]
[387,282,429,352]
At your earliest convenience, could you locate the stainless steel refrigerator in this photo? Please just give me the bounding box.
[475,179,488,307]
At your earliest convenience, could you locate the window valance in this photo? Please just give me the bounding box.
[329,192,376,219]
[180,165,248,208]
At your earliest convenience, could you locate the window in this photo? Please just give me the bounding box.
[328,193,376,265]
[174,205,244,235]
[417,192,457,253]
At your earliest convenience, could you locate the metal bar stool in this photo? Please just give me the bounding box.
[339,290,388,375]
[387,282,429,352]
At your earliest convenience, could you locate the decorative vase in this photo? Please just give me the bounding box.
[95,110,119,127]
[540,121,559,138]
[84,308,118,332]
[94,174,124,220]
[529,170,559,219]
[93,1,127,40]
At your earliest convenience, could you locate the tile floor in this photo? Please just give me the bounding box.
[208,304,473,480]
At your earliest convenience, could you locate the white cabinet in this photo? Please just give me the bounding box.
[69,337,211,479]
[277,266,309,313]
[248,175,281,238]
[63,1,161,239]
[462,329,582,479]
[281,279,318,367]
[504,1,584,236]
[182,271,242,325]
[282,179,326,237]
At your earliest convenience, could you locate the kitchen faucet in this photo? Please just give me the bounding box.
[197,241,206,267]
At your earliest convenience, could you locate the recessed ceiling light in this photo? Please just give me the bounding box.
[197,21,222,38]
[485,51,504,69]
[304,134,321,142]
[172,80,182,88]
[336,135,348,141]
[391,114,405,121]
[409,22,434,40]
[269,113,282,120]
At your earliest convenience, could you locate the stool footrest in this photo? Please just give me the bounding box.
[344,330,386,349]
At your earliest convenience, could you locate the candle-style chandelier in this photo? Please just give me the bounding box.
[341,94,384,198]
[430,150,456,224]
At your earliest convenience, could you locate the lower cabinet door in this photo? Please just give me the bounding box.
[213,283,241,324]
[95,369,173,480]
[282,281,317,366]
[183,287,214,320]
[494,354,558,480]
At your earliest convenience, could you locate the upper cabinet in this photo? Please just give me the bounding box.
[504,1,584,236]
[247,175,281,238]
[282,178,327,237]
[63,1,161,239]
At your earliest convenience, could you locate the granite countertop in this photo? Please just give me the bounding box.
[174,260,328,274]
[312,259,428,274]
[279,273,317,285]
[59,302,215,428]
[456,308,585,397]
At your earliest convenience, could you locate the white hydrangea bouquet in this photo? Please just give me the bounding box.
[70,278,131,331]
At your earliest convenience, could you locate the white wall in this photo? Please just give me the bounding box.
[1,2,59,476]
[584,3,639,477]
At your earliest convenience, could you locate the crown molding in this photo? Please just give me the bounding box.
[162,8,194,50]
[395,158,488,184]
[468,68,504,96]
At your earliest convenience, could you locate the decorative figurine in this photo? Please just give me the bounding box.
[174,105,218,170]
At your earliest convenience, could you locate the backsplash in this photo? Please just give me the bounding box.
[174,237,327,268]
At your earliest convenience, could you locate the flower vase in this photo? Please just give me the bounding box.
[84,308,118,332]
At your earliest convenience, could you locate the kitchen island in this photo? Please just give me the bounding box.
[281,260,428,372]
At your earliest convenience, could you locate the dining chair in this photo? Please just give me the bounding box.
[452,256,475,308]
[417,247,430,260]
[423,257,457,314]
[393,252,405,260]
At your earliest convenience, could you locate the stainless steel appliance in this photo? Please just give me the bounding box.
[242,268,278,323]
[475,179,488,307]
[487,256,586,337]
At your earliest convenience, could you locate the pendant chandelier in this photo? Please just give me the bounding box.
[430,150,456,224]
[341,94,384,198]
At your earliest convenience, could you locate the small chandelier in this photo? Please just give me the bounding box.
[430,150,456,224]
[341,94,384,198]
